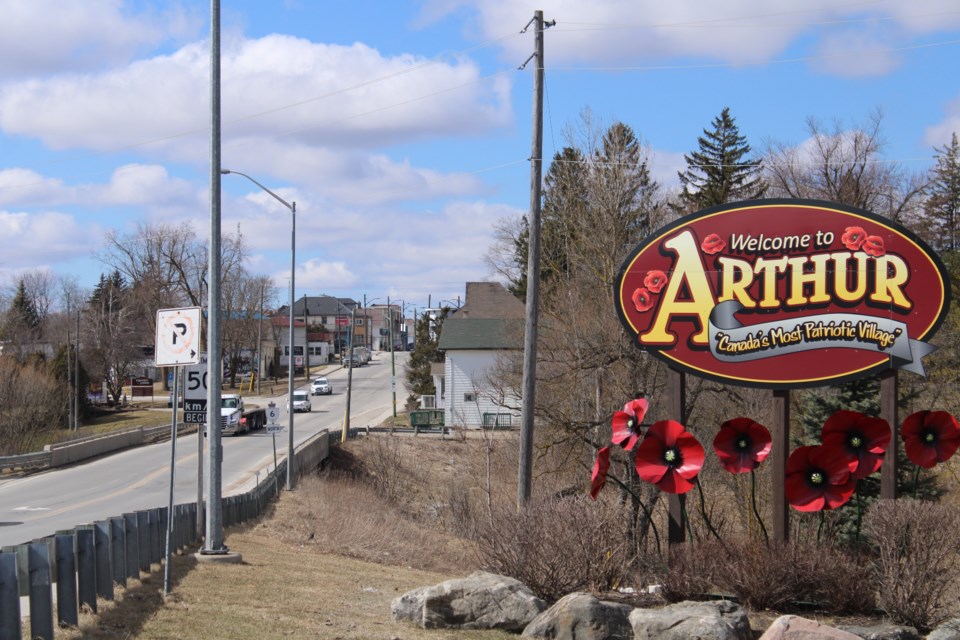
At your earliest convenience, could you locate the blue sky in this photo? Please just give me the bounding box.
[1,0,959,313]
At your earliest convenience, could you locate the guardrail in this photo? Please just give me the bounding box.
[0,429,333,640]
[0,423,197,475]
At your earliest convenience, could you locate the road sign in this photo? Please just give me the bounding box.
[265,403,280,424]
[155,307,202,366]
[184,353,209,423]
[265,424,283,434]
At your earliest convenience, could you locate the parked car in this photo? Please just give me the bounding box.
[311,377,332,395]
[287,390,312,413]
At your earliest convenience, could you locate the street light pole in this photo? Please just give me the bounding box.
[221,168,297,491]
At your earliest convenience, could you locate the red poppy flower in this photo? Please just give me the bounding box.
[590,447,611,499]
[611,398,649,451]
[900,410,960,468]
[841,226,867,250]
[862,235,886,257]
[821,410,890,480]
[785,445,855,512]
[643,270,668,294]
[632,287,654,312]
[713,417,772,474]
[701,233,726,255]
[635,420,705,494]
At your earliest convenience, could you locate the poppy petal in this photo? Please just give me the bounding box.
[590,447,611,499]
[674,431,705,479]
[655,470,696,494]
[635,438,669,484]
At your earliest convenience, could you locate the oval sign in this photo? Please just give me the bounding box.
[614,199,952,388]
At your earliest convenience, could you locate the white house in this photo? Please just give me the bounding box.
[436,282,524,428]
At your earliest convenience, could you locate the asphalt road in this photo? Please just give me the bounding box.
[0,351,408,547]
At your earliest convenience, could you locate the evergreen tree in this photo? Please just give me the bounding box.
[89,270,127,306]
[925,132,960,252]
[2,279,42,345]
[509,146,589,299]
[509,121,657,298]
[404,308,449,405]
[797,378,935,544]
[49,344,91,427]
[676,107,766,211]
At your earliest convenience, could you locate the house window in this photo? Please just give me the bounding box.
[355,318,363,326]
[464,392,476,403]
[322,316,328,324]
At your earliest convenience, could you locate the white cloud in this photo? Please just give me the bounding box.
[809,27,902,77]
[0,0,199,77]
[924,96,960,148]
[0,210,101,270]
[0,34,513,154]
[420,0,960,73]
[296,260,356,291]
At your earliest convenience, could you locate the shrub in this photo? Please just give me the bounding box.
[474,494,636,602]
[660,538,875,614]
[864,498,960,631]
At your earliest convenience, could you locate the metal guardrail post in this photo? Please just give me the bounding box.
[55,535,78,627]
[77,528,97,613]
[94,521,112,600]
[123,514,138,581]
[136,512,150,572]
[28,542,54,640]
[0,552,20,640]
[110,517,126,588]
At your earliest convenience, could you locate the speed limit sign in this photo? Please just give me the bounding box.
[183,353,209,423]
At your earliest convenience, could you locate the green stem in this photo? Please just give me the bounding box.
[605,469,662,557]
[854,480,862,543]
[750,470,770,546]
[817,510,825,544]
[681,498,693,543]
[912,465,921,499]
[696,478,723,543]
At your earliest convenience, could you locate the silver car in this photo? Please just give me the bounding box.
[311,377,332,395]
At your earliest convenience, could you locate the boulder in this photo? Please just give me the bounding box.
[522,592,633,640]
[928,619,960,640]
[629,599,751,640]
[758,615,862,640]
[836,624,919,640]
[391,570,546,631]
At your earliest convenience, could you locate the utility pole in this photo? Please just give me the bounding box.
[74,310,80,430]
[303,294,309,379]
[204,0,226,554]
[389,296,396,417]
[518,10,551,506]
[256,282,263,395]
[66,299,73,431]
[342,306,355,443]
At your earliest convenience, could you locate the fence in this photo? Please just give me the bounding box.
[0,429,332,640]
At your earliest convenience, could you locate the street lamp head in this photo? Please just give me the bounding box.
[220,169,232,175]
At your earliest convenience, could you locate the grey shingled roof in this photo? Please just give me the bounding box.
[438,318,523,350]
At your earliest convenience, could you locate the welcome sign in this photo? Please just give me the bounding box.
[614,200,952,388]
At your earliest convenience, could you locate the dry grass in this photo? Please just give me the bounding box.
[57,432,520,640]
[46,430,956,639]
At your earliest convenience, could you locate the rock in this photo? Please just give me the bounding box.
[837,623,919,640]
[928,619,960,640]
[521,592,633,640]
[758,615,863,640]
[391,570,546,631]
[629,599,751,640]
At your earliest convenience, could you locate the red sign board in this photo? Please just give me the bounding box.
[337,316,349,327]
[615,200,951,388]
